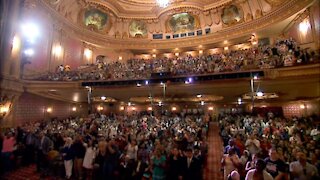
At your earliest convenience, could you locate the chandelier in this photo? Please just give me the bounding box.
[156,0,170,7]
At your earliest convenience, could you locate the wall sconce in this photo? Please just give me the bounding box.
[53,45,63,57]
[299,18,310,35]
[46,107,52,113]
[84,48,92,60]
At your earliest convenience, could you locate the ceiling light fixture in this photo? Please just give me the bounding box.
[156,0,170,8]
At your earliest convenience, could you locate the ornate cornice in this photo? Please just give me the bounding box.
[38,0,314,50]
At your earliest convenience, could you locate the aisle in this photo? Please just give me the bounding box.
[1,165,49,180]
[205,122,223,180]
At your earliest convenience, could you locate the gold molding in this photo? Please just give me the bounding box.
[37,0,314,50]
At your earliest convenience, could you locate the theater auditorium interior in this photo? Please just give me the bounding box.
[0,0,319,179]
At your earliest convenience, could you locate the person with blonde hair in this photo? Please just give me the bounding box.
[62,137,74,179]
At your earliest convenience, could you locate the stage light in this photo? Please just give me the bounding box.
[188,77,193,83]
[72,107,77,112]
[136,83,141,87]
[196,94,202,98]
[101,96,106,101]
[147,107,153,111]
[256,91,264,97]
[145,80,149,85]
[171,107,177,111]
[238,98,242,105]
[300,104,305,109]
[128,102,132,106]
[208,106,214,111]
[21,22,40,42]
[24,49,34,56]
[158,101,162,106]
[200,101,205,106]
[253,75,258,80]
[120,106,125,111]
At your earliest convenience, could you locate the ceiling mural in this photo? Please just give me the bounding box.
[84,8,109,31]
[167,12,200,33]
[221,4,244,25]
[129,20,148,38]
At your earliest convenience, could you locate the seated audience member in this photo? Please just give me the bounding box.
[290,152,319,180]
[245,159,273,180]
[264,148,289,180]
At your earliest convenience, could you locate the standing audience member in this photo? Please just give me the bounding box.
[290,152,319,180]
[264,148,288,180]
[245,159,273,180]
[62,137,74,179]
[222,148,241,180]
[36,132,53,175]
[180,148,203,180]
[83,139,96,180]
[72,135,86,180]
[1,132,16,173]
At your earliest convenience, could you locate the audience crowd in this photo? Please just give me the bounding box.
[219,113,320,180]
[34,38,319,81]
[0,112,210,180]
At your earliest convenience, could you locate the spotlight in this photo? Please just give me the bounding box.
[101,96,106,101]
[136,83,141,87]
[256,92,264,97]
[21,23,40,42]
[200,101,205,106]
[158,101,162,106]
[24,49,34,56]
[145,80,149,85]
[196,94,202,98]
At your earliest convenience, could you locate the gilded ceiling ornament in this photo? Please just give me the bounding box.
[265,0,286,7]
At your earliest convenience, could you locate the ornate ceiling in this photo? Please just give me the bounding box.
[30,0,313,50]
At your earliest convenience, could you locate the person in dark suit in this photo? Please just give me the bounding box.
[179,148,202,180]
[36,132,53,175]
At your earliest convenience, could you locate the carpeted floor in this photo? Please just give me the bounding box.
[205,122,223,180]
